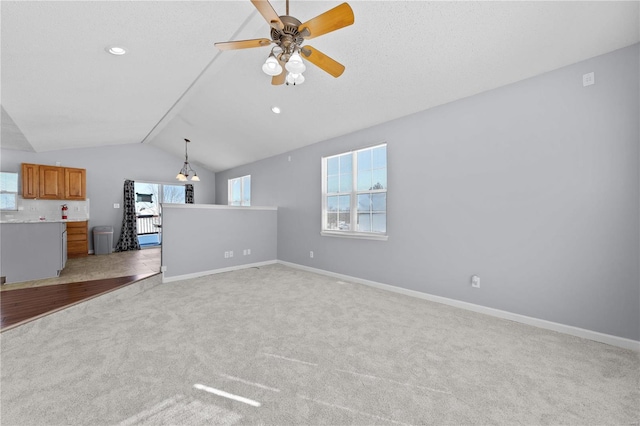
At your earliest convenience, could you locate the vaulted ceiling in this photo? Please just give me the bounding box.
[1,1,638,172]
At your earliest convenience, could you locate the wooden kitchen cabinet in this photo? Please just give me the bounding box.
[39,165,64,199]
[64,167,86,200]
[67,221,89,258]
[21,163,86,200]
[21,163,39,199]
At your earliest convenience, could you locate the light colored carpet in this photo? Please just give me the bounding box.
[1,264,638,425]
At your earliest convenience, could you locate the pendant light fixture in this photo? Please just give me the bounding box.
[176,138,200,182]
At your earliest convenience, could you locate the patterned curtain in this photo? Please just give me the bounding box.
[115,180,141,252]
[185,184,194,204]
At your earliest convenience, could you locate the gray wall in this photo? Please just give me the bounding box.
[0,143,216,249]
[162,205,277,278]
[216,44,640,341]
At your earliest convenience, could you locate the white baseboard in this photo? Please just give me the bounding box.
[278,260,640,352]
[162,260,278,283]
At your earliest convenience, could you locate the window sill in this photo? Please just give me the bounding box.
[321,231,388,241]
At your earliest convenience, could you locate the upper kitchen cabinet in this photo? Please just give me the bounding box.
[39,165,64,199]
[64,167,86,200]
[21,163,86,200]
[21,163,39,198]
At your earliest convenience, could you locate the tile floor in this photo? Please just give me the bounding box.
[1,248,161,291]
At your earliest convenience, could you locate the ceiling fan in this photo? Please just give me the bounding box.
[215,0,354,86]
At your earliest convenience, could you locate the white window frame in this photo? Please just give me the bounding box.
[228,175,251,206]
[321,144,388,241]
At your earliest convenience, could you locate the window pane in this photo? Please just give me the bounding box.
[242,176,251,206]
[231,179,241,205]
[372,169,387,190]
[338,195,350,212]
[373,146,386,169]
[326,212,338,230]
[357,194,371,212]
[357,150,372,171]
[134,182,160,215]
[339,173,352,192]
[327,175,338,193]
[372,213,386,233]
[327,195,338,212]
[0,172,18,192]
[357,212,371,232]
[339,153,352,174]
[357,170,372,191]
[338,212,350,230]
[0,194,17,210]
[372,193,386,212]
[162,185,185,204]
[327,157,339,175]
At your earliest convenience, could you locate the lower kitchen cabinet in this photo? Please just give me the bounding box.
[67,221,88,258]
[0,222,66,284]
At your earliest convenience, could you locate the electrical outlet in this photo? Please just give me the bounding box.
[224,251,229,259]
[310,251,314,258]
[243,249,247,256]
[471,275,480,288]
[583,72,595,87]
[247,249,251,255]
[160,266,167,272]
[113,203,120,209]
[229,251,233,258]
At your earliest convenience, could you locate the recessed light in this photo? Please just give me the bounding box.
[271,106,281,114]
[106,46,127,55]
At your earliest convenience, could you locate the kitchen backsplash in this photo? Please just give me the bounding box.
[1,198,90,222]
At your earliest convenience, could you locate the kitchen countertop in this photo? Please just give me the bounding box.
[0,218,89,224]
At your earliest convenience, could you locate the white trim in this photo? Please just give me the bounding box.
[321,231,388,241]
[162,260,277,283]
[277,260,640,352]
[161,203,276,211]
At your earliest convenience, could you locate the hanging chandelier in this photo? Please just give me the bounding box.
[176,138,200,181]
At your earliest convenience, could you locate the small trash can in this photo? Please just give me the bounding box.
[93,226,113,255]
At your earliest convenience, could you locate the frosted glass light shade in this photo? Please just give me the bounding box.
[286,72,305,85]
[262,55,282,76]
[285,52,306,74]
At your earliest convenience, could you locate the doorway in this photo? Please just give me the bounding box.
[134,182,187,247]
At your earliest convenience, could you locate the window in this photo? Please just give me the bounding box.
[0,172,18,211]
[322,144,387,238]
[161,184,186,204]
[228,175,251,206]
[134,182,187,216]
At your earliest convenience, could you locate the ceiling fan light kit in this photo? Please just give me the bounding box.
[215,0,354,86]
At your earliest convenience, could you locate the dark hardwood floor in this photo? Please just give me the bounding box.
[0,273,157,331]
[0,247,161,331]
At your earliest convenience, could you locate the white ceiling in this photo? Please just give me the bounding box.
[2,1,638,172]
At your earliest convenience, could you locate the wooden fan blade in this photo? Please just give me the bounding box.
[250,0,284,30]
[215,38,272,51]
[300,46,345,78]
[298,3,354,40]
[271,59,286,85]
